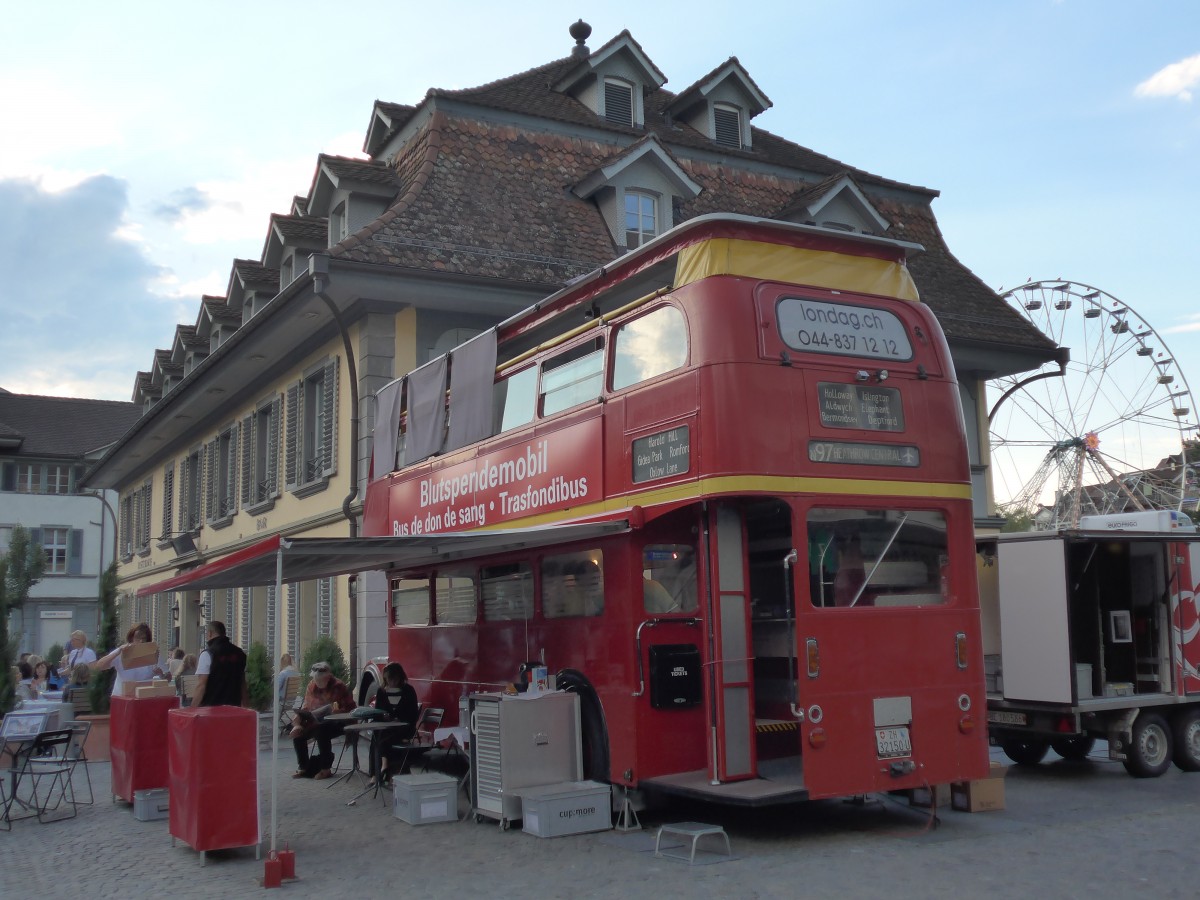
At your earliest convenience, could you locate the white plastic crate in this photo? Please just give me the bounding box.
[392,773,458,824]
[520,781,611,838]
[133,788,169,821]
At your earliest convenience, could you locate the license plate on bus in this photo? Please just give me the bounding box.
[987,710,1028,726]
[875,726,912,759]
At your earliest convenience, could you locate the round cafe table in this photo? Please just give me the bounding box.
[343,721,411,806]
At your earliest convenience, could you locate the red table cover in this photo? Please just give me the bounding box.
[167,706,259,852]
[109,694,179,802]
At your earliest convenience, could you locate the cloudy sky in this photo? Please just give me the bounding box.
[3,0,1198,415]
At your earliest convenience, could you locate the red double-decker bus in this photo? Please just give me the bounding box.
[361,213,989,804]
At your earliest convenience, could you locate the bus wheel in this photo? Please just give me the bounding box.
[1000,736,1050,766]
[1123,712,1173,778]
[1171,709,1200,772]
[556,669,610,782]
[1050,735,1095,761]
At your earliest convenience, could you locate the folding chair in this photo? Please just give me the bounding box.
[64,720,94,805]
[277,675,302,737]
[13,729,77,824]
[400,707,444,773]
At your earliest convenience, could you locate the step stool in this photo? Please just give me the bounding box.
[654,821,732,864]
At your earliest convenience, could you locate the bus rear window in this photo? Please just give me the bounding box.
[542,550,604,618]
[807,508,948,608]
[777,297,913,362]
[392,577,430,625]
[482,562,533,622]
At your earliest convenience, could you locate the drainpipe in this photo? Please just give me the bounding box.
[84,489,118,637]
[309,255,359,678]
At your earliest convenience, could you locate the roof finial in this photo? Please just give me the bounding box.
[569,19,592,58]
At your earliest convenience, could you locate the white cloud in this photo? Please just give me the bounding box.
[1163,313,1200,334]
[1135,53,1200,102]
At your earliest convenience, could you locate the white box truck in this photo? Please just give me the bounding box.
[978,512,1200,777]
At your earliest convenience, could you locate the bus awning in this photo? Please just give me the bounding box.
[135,520,631,597]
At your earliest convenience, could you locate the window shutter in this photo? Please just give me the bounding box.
[227,422,240,515]
[204,438,218,521]
[285,381,300,489]
[714,106,741,148]
[604,80,634,126]
[321,358,339,477]
[30,527,42,546]
[268,396,281,498]
[68,529,84,574]
[240,414,253,506]
[140,479,153,548]
[0,461,14,493]
[162,463,174,540]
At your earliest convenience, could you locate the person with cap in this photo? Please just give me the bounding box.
[290,661,355,779]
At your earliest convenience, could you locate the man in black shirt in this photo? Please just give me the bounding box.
[194,621,248,707]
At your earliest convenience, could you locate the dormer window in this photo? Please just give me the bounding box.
[714,104,742,149]
[330,202,348,244]
[604,79,634,126]
[624,190,657,248]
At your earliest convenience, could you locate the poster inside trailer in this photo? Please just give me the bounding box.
[372,419,603,537]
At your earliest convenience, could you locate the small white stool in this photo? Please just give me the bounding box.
[654,821,732,864]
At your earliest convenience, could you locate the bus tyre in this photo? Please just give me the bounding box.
[1000,737,1049,766]
[1123,712,1172,778]
[1050,735,1095,761]
[1171,709,1200,772]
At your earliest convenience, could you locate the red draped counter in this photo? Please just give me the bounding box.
[110,694,179,803]
[168,706,259,859]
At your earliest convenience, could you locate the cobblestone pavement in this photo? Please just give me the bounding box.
[2,742,1198,899]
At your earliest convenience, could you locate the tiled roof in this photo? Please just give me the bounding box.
[319,154,398,187]
[0,393,140,459]
[203,297,241,323]
[272,213,328,246]
[174,324,207,351]
[233,258,279,289]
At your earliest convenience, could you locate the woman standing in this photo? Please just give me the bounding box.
[90,622,163,696]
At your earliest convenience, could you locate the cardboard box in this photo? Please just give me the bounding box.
[392,773,458,825]
[951,762,1008,813]
[135,682,176,699]
[121,641,159,668]
[121,680,157,697]
[909,783,953,809]
[520,781,612,838]
[133,788,169,821]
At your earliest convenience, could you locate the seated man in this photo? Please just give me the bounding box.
[290,661,355,780]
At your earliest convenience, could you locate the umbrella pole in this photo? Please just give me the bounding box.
[270,543,285,855]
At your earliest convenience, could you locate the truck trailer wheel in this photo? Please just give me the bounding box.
[1000,736,1050,766]
[1050,735,1095,761]
[1171,709,1200,772]
[1123,712,1173,778]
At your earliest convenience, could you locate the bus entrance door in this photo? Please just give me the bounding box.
[707,504,756,782]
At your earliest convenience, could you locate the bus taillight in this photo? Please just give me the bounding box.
[958,715,976,734]
[806,639,820,678]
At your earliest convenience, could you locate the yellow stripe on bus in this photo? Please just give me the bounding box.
[674,238,920,303]
[478,473,973,530]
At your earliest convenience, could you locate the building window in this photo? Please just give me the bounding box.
[205,423,239,526]
[318,578,335,637]
[624,191,656,248]
[179,448,202,533]
[120,480,152,556]
[286,357,339,495]
[42,527,69,575]
[16,463,38,493]
[604,78,634,126]
[713,104,742,148]
[241,396,281,510]
[330,202,347,244]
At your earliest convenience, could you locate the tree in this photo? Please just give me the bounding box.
[300,636,349,692]
[245,641,273,711]
[0,526,46,714]
[87,562,121,714]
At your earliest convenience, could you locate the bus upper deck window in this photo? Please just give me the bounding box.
[613,306,688,390]
[494,366,538,434]
[540,340,605,417]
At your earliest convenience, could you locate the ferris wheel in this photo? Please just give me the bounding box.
[987,280,1199,529]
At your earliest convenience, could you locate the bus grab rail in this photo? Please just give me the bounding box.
[632,617,700,698]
